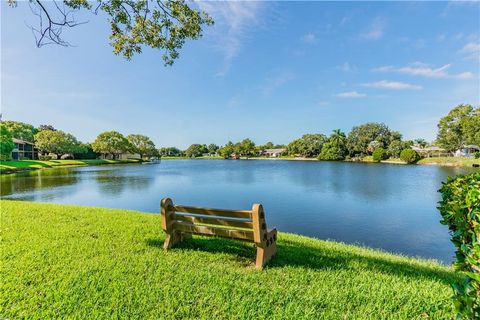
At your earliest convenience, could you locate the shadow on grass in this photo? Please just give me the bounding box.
[146,236,458,285]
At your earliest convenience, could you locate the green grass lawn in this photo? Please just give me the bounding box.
[417,156,480,167]
[1,200,458,319]
[0,159,142,173]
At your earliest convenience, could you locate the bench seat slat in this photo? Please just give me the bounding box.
[174,214,253,229]
[174,205,252,219]
[174,221,254,242]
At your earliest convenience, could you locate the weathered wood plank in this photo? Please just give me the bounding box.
[161,198,174,233]
[174,221,254,241]
[174,214,253,229]
[174,205,252,219]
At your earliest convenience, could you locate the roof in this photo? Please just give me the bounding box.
[411,145,446,152]
[424,146,445,151]
[12,138,35,145]
[463,145,479,149]
[263,148,286,153]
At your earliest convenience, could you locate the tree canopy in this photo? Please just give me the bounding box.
[346,123,399,156]
[207,144,219,155]
[1,121,37,142]
[37,124,56,132]
[34,130,82,157]
[218,141,235,158]
[319,130,348,161]
[11,0,213,64]
[185,144,208,157]
[127,134,158,159]
[235,138,256,157]
[92,131,131,158]
[287,134,327,157]
[436,104,480,152]
[0,125,15,160]
[159,147,183,156]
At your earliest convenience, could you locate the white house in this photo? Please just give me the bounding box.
[411,145,448,158]
[262,148,286,158]
[454,145,479,158]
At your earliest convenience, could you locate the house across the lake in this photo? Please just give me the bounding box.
[454,145,479,158]
[411,145,448,158]
[262,148,287,158]
[12,138,38,160]
[100,152,141,160]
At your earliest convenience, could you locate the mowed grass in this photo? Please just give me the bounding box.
[418,156,480,167]
[0,159,142,173]
[1,201,458,319]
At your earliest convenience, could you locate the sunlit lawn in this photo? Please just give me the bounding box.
[1,200,458,319]
[0,159,142,173]
[418,156,480,167]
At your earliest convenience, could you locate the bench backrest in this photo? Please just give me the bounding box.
[161,198,268,244]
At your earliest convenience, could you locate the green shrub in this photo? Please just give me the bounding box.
[438,172,480,319]
[38,155,52,161]
[318,142,347,161]
[400,149,421,163]
[474,152,480,159]
[372,148,387,162]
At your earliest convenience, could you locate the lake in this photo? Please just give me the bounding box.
[1,160,476,264]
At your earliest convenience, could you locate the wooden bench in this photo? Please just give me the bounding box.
[160,198,277,269]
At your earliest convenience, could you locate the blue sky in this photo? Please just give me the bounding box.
[1,1,479,148]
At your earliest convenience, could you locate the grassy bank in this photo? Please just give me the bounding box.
[1,200,457,319]
[417,156,480,167]
[0,159,142,174]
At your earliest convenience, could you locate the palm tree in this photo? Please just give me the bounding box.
[329,129,346,145]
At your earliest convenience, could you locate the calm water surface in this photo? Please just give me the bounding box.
[1,160,477,264]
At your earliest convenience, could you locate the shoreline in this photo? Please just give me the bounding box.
[1,156,478,175]
[160,156,479,168]
[0,159,145,175]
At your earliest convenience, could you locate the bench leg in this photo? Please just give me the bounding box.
[255,229,277,269]
[163,232,191,250]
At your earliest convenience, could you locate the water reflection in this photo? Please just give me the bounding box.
[95,171,153,196]
[1,168,79,197]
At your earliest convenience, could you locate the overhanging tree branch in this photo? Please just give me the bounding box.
[14,0,214,64]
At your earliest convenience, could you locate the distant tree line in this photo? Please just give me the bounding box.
[0,121,159,161]
[1,104,478,162]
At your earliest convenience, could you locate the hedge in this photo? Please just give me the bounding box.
[438,171,480,319]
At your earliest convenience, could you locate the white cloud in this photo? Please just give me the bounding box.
[336,91,367,98]
[371,65,394,73]
[459,41,480,61]
[261,72,295,96]
[360,17,386,40]
[460,42,480,54]
[398,64,451,78]
[301,33,317,44]
[454,72,476,80]
[372,62,474,79]
[197,1,265,76]
[361,80,422,90]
